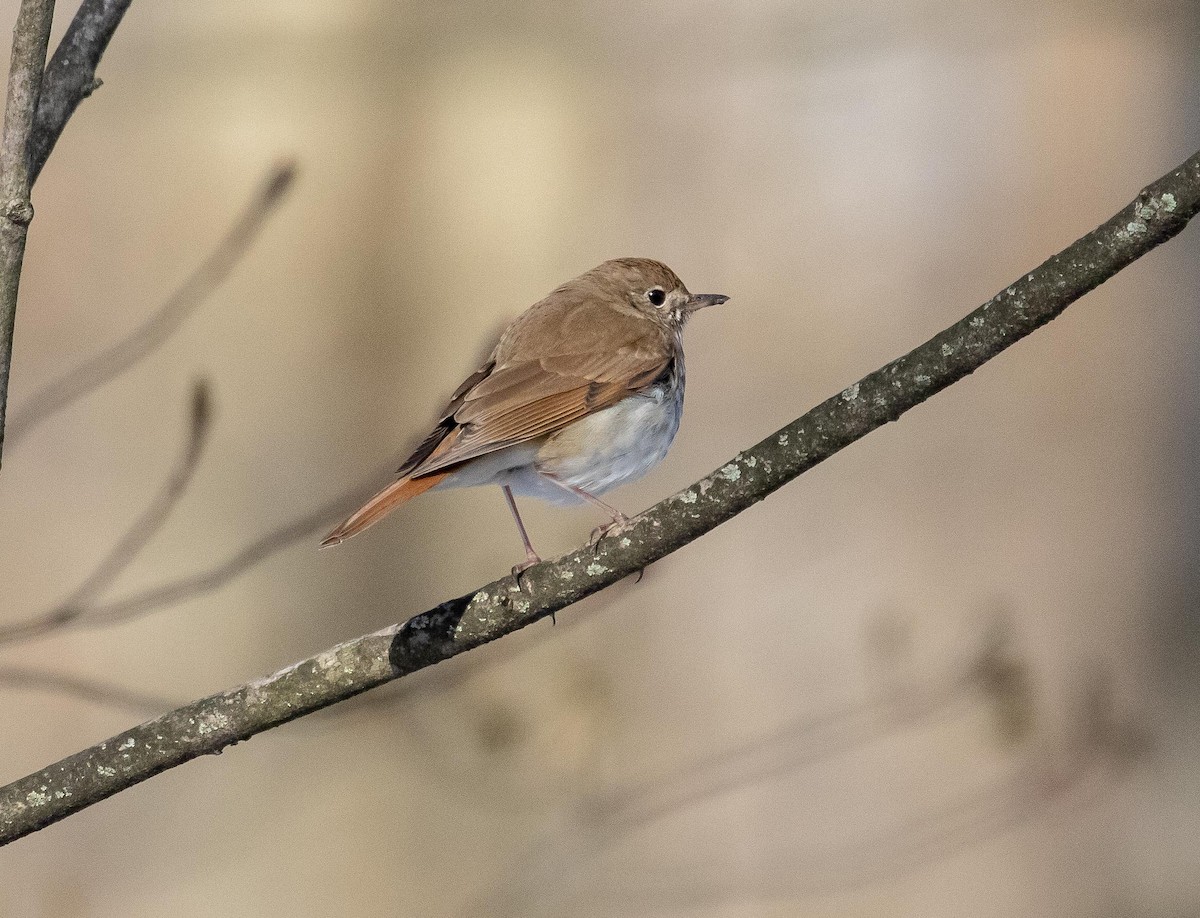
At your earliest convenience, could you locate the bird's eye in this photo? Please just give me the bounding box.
[647,288,666,307]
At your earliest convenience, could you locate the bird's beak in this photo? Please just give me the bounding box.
[685,293,729,313]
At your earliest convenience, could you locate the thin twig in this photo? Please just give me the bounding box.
[0,150,1197,846]
[4,161,296,448]
[0,381,213,645]
[0,474,372,645]
[29,0,135,185]
[463,629,1026,917]
[587,651,983,845]
[0,667,174,718]
[0,0,56,468]
[469,672,1120,917]
[79,479,377,627]
[563,749,1105,912]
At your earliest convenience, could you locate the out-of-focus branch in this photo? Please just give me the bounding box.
[0,472,367,645]
[573,675,1136,911]
[0,150,1197,847]
[568,745,1105,911]
[0,0,55,468]
[585,644,989,846]
[74,480,372,627]
[5,161,295,448]
[0,667,173,718]
[0,161,297,642]
[0,381,213,645]
[467,626,1045,915]
[29,0,134,184]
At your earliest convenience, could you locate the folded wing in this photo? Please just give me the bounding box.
[401,300,672,478]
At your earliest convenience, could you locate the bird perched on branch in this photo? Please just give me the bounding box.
[322,258,728,574]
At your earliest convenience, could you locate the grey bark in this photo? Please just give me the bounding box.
[29,0,134,184]
[0,0,55,468]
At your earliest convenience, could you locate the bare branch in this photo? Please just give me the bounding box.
[0,0,55,468]
[587,650,983,846]
[29,0,134,184]
[79,479,374,627]
[0,381,213,645]
[468,630,1050,914]
[0,473,371,645]
[562,748,1104,911]
[4,161,296,448]
[0,150,1197,846]
[0,667,173,718]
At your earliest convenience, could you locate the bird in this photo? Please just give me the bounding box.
[321,258,728,574]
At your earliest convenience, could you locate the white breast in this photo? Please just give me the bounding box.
[439,340,687,506]
[515,354,685,504]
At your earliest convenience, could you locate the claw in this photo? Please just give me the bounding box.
[512,551,541,589]
[588,512,634,549]
[512,553,541,577]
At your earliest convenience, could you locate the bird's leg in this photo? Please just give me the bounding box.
[503,486,541,577]
[541,475,633,546]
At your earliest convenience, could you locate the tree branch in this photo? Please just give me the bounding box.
[28,0,133,185]
[1,150,1197,847]
[5,161,296,448]
[562,747,1102,909]
[72,480,371,628]
[0,666,173,717]
[0,0,55,469]
[0,381,212,645]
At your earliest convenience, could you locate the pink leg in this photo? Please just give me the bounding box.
[540,475,631,544]
[503,485,541,574]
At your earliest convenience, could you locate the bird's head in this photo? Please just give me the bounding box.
[587,258,729,330]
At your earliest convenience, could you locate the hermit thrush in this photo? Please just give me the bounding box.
[322,258,728,573]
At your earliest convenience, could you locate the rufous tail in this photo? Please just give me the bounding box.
[320,472,447,547]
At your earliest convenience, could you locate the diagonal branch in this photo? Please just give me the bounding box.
[0,666,174,717]
[74,480,375,627]
[4,161,296,448]
[29,0,134,185]
[0,0,155,465]
[0,0,56,468]
[0,381,213,645]
[0,150,1197,847]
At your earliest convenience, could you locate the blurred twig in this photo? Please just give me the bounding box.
[0,0,56,468]
[29,0,134,184]
[470,646,1118,917]
[0,667,174,718]
[0,150,1197,846]
[583,672,1141,912]
[567,747,1106,913]
[0,381,213,645]
[465,630,1025,916]
[585,645,986,846]
[5,161,296,448]
[77,479,374,627]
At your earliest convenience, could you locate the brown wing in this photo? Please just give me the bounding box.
[395,360,493,476]
[402,299,671,478]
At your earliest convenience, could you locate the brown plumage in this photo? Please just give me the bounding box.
[321,472,447,544]
[322,258,728,570]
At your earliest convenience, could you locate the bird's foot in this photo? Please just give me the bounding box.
[588,512,635,549]
[512,551,542,583]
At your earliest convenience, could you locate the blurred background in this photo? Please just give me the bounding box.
[0,0,1198,915]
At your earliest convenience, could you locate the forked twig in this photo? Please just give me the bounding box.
[0,381,213,645]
